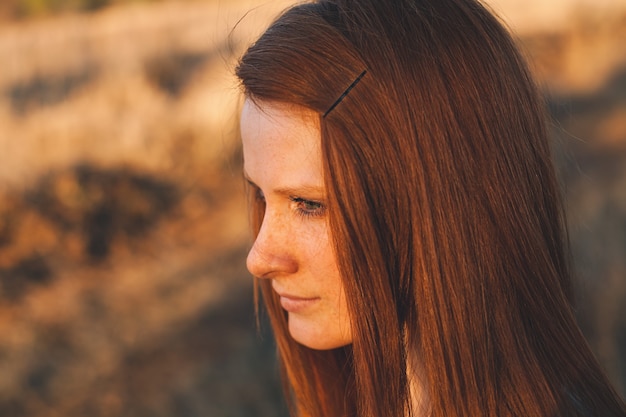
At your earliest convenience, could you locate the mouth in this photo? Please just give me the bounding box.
[276,293,320,313]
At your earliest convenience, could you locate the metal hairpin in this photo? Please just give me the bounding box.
[322,70,368,118]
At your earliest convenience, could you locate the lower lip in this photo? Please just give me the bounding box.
[279,296,319,313]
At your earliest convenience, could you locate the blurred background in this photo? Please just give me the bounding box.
[0,0,624,416]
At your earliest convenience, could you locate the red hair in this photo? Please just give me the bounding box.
[237,1,626,416]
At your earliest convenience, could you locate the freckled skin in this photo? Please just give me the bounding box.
[241,99,352,350]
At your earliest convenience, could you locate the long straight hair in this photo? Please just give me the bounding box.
[237,1,626,416]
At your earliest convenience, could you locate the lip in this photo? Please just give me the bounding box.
[277,293,320,313]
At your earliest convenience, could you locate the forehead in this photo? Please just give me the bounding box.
[241,99,319,138]
[240,99,323,187]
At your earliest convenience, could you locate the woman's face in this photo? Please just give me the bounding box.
[240,99,352,350]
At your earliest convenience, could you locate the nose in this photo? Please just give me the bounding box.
[246,214,298,279]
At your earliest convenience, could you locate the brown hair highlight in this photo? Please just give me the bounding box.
[237,1,626,416]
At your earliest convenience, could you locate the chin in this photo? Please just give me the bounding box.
[288,317,352,350]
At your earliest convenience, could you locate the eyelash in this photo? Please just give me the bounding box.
[253,187,265,203]
[290,196,326,218]
[252,187,325,218]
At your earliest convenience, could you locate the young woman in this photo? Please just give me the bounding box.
[236,0,626,416]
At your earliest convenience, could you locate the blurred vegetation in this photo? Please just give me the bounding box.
[0,0,188,20]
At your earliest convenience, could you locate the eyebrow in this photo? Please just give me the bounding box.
[243,173,325,197]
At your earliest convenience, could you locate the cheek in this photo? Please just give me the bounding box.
[289,224,353,349]
[306,225,341,282]
[319,250,343,296]
[298,221,345,303]
[314,230,347,313]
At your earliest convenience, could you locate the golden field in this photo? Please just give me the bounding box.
[0,0,624,415]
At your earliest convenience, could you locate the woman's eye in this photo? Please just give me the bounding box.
[290,197,325,218]
[254,187,266,202]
